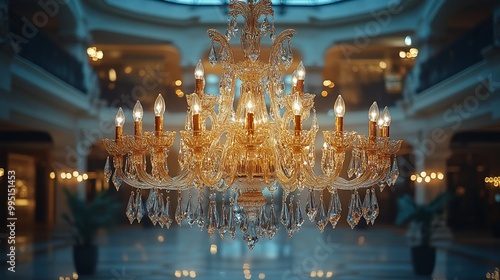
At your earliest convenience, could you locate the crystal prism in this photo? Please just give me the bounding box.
[111,171,122,191]
[195,197,205,229]
[185,196,194,227]
[305,190,317,222]
[370,188,379,224]
[362,189,373,225]
[243,221,259,250]
[347,190,362,229]
[126,191,136,224]
[135,191,144,223]
[295,201,304,229]
[228,199,236,239]
[267,205,279,240]
[286,201,295,238]
[208,44,217,66]
[316,195,328,233]
[258,207,268,238]
[328,189,341,229]
[347,152,355,178]
[164,196,173,229]
[280,195,288,226]
[390,157,399,185]
[175,194,183,226]
[104,156,112,183]
[147,188,157,225]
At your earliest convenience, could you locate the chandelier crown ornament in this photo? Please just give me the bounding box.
[102,0,402,249]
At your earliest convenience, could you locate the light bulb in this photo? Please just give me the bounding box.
[377,116,384,128]
[334,95,345,117]
[115,107,125,127]
[296,61,306,80]
[154,94,165,116]
[382,106,391,126]
[191,93,201,113]
[194,59,204,79]
[246,92,254,113]
[292,70,298,87]
[368,101,379,122]
[293,94,302,115]
[133,100,143,121]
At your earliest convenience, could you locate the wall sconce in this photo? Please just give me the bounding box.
[410,171,444,183]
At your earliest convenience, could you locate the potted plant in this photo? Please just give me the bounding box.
[62,188,120,275]
[396,193,452,275]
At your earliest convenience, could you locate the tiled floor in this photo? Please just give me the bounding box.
[3,225,499,280]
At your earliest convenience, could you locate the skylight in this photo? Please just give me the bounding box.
[162,0,346,6]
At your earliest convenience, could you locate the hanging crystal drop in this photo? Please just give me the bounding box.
[208,44,217,66]
[175,192,183,226]
[270,26,276,41]
[370,187,379,224]
[261,17,270,34]
[362,188,373,225]
[126,191,136,224]
[280,193,289,226]
[243,221,259,250]
[135,190,144,223]
[305,189,317,222]
[347,152,356,178]
[147,188,157,224]
[328,189,342,229]
[390,156,399,185]
[195,196,205,229]
[104,156,112,183]
[355,150,364,178]
[258,206,268,238]
[286,199,295,238]
[206,192,218,237]
[379,182,386,192]
[185,195,194,227]
[295,200,304,230]
[347,190,362,229]
[111,171,122,191]
[157,193,166,228]
[219,204,228,239]
[228,197,236,239]
[267,204,279,240]
[165,196,173,229]
[316,195,328,233]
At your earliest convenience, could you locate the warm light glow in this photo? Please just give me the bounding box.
[377,117,384,128]
[174,270,181,278]
[379,61,387,69]
[437,172,444,180]
[424,176,431,183]
[194,60,204,79]
[368,102,379,122]
[317,270,324,277]
[73,171,79,177]
[326,271,333,278]
[82,173,88,180]
[115,107,125,127]
[183,270,189,277]
[416,177,423,183]
[49,172,55,179]
[310,271,317,277]
[321,90,328,97]
[66,173,72,179]
[124,66,132,74]
[77,175,83,182]
[420,171,427,177]
[243,263,250,270]
[192,94,201,114]
[410,174,416,181]
[334,95,345,117]
[0,168,4,177]
[189,271,196,278]
[382,106,391,126]
[108,68,117,82]
[61,172,66,179]
[293,94,302,115]
[72,272,79,279]
[430,172,436,179]
[157,235,164,242]
[292,71,298,87]
[175,80,183,86]
[323,79,331,87]
[133,101,144,122]
[296,61,306,80]
[399,51,406,58]
[154,94,166,116]
[244,274,251,279]
[210,244,217,254]
[258,273,265,279]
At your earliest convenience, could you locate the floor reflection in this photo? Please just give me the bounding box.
[8,226,499,280]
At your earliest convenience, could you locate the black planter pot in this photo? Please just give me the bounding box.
[73,245,98,275]
[411,245,436,275]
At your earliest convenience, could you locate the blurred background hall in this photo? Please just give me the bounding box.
[0,0,500,279]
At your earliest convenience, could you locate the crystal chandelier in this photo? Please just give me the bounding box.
[102,0,401,249]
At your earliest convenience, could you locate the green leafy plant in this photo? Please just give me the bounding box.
[62,188,121,246]
[396,192,451,246]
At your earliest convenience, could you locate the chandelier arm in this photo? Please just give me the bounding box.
[268,29,296,66]
[132,158,196,190]
[115,165,152,189]
[207,29,235,67]
[254,0,273,18]
[228,1,251,23]
[274,152,300,186]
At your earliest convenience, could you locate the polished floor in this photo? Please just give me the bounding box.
[3,225,500,280]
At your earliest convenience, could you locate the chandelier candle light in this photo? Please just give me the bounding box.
[103,0,401,249]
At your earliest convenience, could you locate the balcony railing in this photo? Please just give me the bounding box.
[417,16,493,93]
[8,11,87,94]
